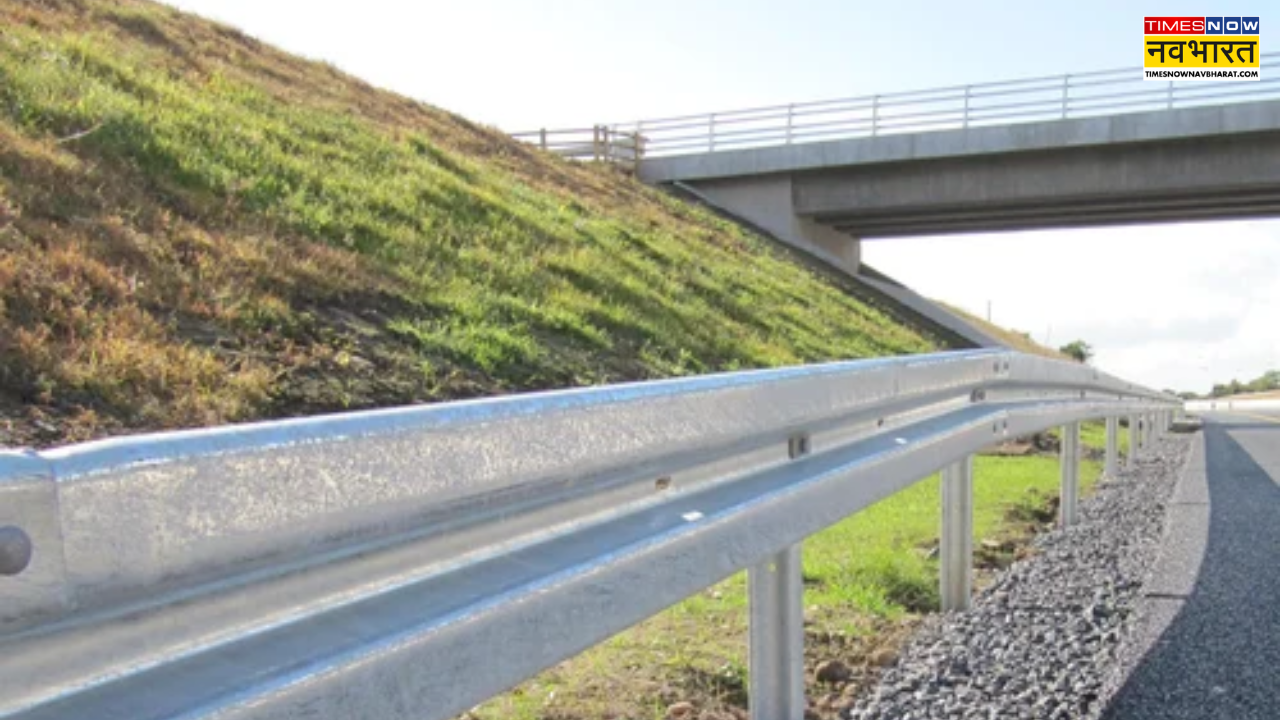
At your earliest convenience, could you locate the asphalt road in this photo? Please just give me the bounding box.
[1101,411,1280,720]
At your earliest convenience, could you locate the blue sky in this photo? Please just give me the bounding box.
[164,0,1280,393]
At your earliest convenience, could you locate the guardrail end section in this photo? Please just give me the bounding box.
[0,450,69,634]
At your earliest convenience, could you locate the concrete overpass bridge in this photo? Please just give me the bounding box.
[551,56,1280,276]
[520,56,1280,347]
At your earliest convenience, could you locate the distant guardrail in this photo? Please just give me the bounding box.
[515,53,1280,163]
[0,349,1178,720]
[1185,397,1280,413]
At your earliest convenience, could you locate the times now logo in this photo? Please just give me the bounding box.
[1143,16,1260,34]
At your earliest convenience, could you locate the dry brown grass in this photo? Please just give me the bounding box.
[937,302,1070,360]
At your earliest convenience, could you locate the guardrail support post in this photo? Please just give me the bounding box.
[871,95,880,136]
[539,128,547,151]
[1128,415,1140,466]
[1060,422,1080,526]
[962,85,971,129]
[1105,416,1119,478]
[940,455,974,612]
[749,543,804,720]
[1061,74,1070,118]
[632,122,646,168]
[748,436,808,720]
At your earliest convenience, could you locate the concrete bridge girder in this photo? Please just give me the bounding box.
[794,131,1280,237]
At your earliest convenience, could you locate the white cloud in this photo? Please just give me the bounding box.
[864,220,1280,394]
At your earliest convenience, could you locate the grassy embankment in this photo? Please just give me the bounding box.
[0,4,1120,719]
[0,0,943,447]
[938,302,1070,361]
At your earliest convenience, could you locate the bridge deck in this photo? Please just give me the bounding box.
[639,99,1280,185]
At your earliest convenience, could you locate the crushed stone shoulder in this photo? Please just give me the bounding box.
[844,437,1191,720]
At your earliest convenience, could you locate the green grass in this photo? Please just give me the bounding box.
[1071,419,1131,456]
[937,302,1069,360]
[0,0,945,446]
[803,453,1101,620]
[471,435,1109,720]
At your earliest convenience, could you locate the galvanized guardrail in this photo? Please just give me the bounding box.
[0,349,1177,720]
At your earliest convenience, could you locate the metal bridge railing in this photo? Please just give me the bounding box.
[510,125,644,170]
[622,54,1280,157]
[515,53,1280,162]
[0,349,1179,720]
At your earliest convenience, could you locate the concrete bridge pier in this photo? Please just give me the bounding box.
[675,175,862,274]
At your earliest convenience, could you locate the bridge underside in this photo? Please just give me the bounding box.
[799,132,1280,237]
[820,187,1280,238]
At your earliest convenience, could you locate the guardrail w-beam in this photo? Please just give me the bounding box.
[0,349,1177,720]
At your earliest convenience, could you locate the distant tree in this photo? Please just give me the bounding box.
[1211,379,1245,398]
[1059,340,1094,364]
[1248,369,1280,393]
[1205,369,1280,397]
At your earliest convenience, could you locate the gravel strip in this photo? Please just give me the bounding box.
[844,437,1191,720]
